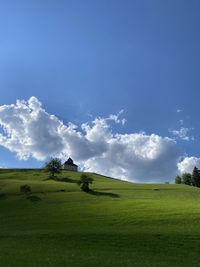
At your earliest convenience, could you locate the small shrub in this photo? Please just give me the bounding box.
[78,174,93,192]
[57,189,66,192]
[20,184,31,194]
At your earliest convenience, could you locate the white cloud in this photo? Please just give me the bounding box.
[0,96,188,183]
[0,97,65,160]
[107,110,126,125]
[169,127,194,141]
[82,133,180,183]
[178,157,200,174]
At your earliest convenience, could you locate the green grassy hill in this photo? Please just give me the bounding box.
[0,169,200,266]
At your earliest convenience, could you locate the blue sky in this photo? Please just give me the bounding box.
[0,0,200,182]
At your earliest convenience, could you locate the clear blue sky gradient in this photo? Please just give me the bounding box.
[0,0,200,167]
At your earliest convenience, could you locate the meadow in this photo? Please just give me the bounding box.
[0,169,200,266]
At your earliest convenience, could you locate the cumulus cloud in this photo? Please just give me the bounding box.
[0,96,190,183]
[82,134,180,182]
[177,157,200,174]
[0,97,65,160]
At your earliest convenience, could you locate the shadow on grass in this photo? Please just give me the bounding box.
[86,190,120,198]
[45,176,77,183]
[26,195,42,203]
[56,189,66,192]
[60,177,78,183]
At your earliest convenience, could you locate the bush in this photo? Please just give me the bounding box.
[20,184,31,194]
[78,174,93,192]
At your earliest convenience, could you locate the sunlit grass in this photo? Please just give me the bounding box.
[0,169,200,266]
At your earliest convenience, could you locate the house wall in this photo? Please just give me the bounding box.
[63,164,78,172]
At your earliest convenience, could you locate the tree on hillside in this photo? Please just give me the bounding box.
[44,158,62,178]
[182,173,192,186]
[78,174,93,192]
[175,175,182,184]
[191,167,200,187]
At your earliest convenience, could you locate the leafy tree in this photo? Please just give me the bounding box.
[175,175,182,184]
[20,184,31,194]
[78,174,93,192]
[182,173,192,186]
[192,167,200,187]
[44,158,62,178]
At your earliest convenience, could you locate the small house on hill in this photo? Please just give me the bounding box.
[62,158,78,172]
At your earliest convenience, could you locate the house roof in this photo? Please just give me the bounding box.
[64,157,78,167]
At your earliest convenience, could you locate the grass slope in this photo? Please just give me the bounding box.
[0,169,200,266]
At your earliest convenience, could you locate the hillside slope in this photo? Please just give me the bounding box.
[0,169,200,266]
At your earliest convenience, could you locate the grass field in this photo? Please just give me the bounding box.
[0,169,200,266]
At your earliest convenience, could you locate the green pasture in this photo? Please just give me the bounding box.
[0,169,200,266]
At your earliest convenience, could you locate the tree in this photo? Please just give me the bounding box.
[191,167,200,187]
[78,174,93,192]
[44,158,62,178]
[175,175,182,184]
[182,173,192,186]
